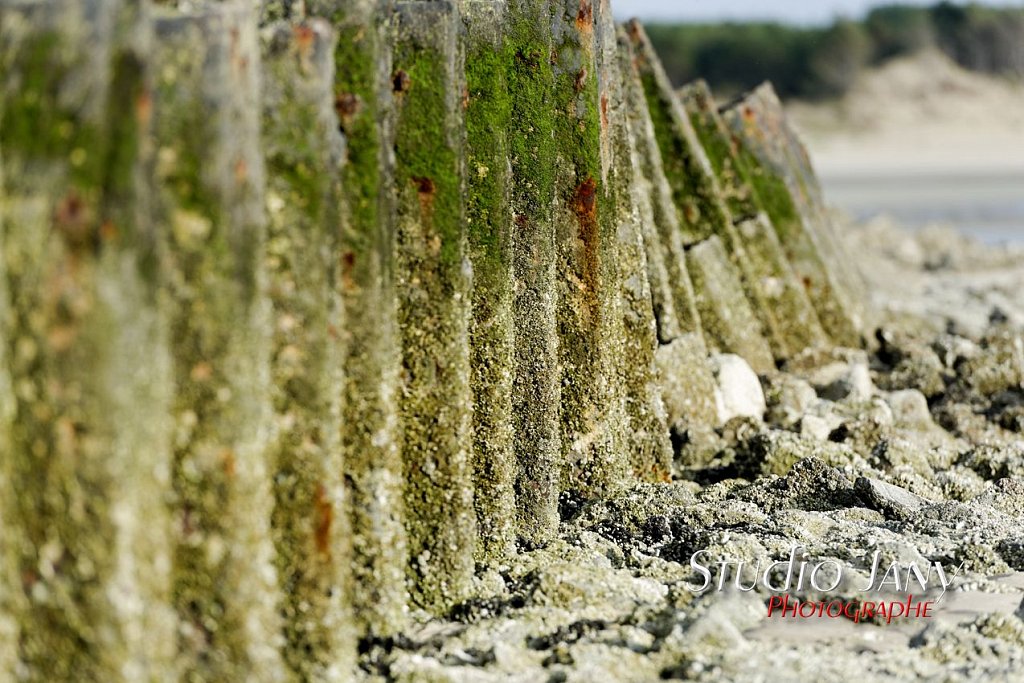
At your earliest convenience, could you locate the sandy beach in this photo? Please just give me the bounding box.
[790,50,1024,244]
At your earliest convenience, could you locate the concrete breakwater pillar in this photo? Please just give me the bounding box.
[686,235,776,373]
[616,26,719,450]
[306,0,409,639]
[0,1,177,678]
[504,0,561,547]
[624,21,777,375]
[721,84,865,347]
[678,80,828,359]
[551,0,629,499]
[620,44,702,345]
[151,5,287,679]
[596,1,673,482]
[261,20,357,679]
[462,0,517,566]
[391,0,477,612]
[0,1,887,674]
[741,84,874,339]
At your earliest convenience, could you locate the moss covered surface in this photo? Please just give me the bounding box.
[391,1,476,613]
[679,80,828,359]
[721,90,862,347]
[599,6,673,483]
[153,8,285,679]
[463,1,517,566]
[551,0,628,500]
[261,20,356,680]
[503,0,562,546]
[309,0,410,639]
[0,2,175,678]
[618,31,703,344]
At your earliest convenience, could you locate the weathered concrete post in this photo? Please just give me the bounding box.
[305,0,409,638]
[551,0,629,498]
[152,5,286,679]
[0,1,176,678]
[504,0,561,546]
[596,0,673,482]
[462,0,517,566]
[617,25,719,448]
[625,21,777,374]
[391,0,477,612]
[261,20,356,679]
[721,84,864,347]
[679,80,828,358]
[620,44,701,343]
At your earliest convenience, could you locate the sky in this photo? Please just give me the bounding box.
[611,0,1024,25]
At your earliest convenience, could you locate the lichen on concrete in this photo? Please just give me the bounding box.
[152,5,286,679]
[686,236,776,375]
[260,19,356,679]
[503,0,562,547]
[596,1,673,483]
[0,0,176,678]
[462,0,517,568]
[550,0,629,500]
[305,0,410,639]
[721,84,865,347]
[391,0,477,613]
[679,80,828,359]
[618,26,702,344]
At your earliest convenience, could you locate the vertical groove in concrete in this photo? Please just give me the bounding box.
[721,83,864,347]
[679,80,828,359]
[391,0,477,612]
[618,25,702,343]
[597,1,673,482]
[261,20,356,679]
[551,0,628,499]
[462,0,517,566]
[306,0,409,638]
[152,6,287,679]
[0,1,176,678]
[504,0,561,546]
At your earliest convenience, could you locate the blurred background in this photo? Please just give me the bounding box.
[615,1,1024,245]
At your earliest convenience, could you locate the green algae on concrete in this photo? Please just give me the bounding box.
[678,80,828,359]
[0,1,177,678]
[686,236,777,374]
[152,6,287,679]
[462,0,517,566]
[720,84,864,347]
[597,1,673,482]
[261,20,356,679]
[618,28,702,343]
[391,0,476,612]
[504,0,562,546]
[625,21,786,371]
[551,0,629,499]
[305,0,409,638]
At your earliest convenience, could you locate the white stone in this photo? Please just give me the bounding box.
[709,353,766,424]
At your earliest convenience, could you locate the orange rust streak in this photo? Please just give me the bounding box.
[314,483,332,559]
[572,177,600,315]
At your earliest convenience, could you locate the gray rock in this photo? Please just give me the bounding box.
[854,476,929,519]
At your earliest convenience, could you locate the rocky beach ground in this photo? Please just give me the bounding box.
[363,220,1024,682]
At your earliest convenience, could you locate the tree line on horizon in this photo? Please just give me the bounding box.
[645,2,1024,101]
